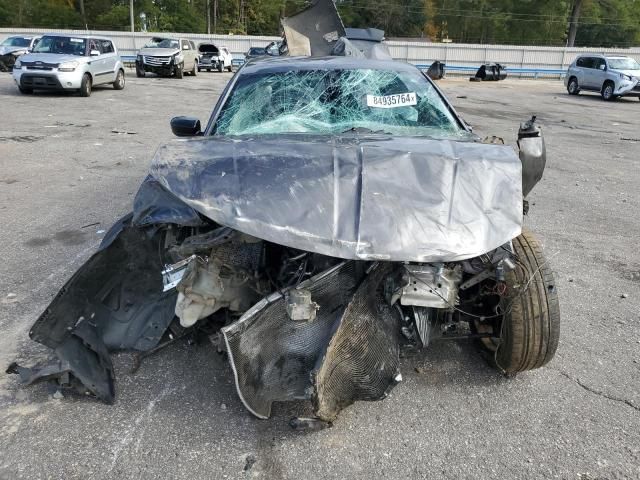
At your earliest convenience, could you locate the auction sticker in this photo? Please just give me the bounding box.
[366,92,417,108]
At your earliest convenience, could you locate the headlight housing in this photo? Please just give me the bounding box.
[13,59,21,69]
[58,61,79,72]
[173,53,184,64]
[620,73,633,81]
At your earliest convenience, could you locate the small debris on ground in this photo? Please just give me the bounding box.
[111,129,138,135]
[220,403,227,410]
[243,454,256,472]
[620,293,628,299]
[52,390,64,399]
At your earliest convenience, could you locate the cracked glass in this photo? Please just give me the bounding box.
[213,68,464,138]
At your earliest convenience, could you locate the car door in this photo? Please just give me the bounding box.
[181,40,194,70]
[222,47,231,67]
[87,39,106,83]
[99,40,118,82]
[591,57,608,90]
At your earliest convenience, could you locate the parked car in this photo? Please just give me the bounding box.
[197,43,232,72]
[565,54,640,101]
[10,55,559,426]
[135,37,198,78]
[12,34,125,97]
[244,46,266,61]
[0,35,40,71]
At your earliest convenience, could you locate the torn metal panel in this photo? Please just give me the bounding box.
[30,222,176,352]
[281,0,346,56]
[313,263,400,422]
[518,116,546,197]
[150,134,523,263]
[8,320,115,403]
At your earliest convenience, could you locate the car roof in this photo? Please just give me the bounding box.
[41,33,114,41]
[240,55,419,74]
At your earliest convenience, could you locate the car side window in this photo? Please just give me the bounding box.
[593,58,606,70]
[89,39,101,55]
[189,41,196,50]
[181,40,190,50]
[576,57,586,68]
[101,40,114,54]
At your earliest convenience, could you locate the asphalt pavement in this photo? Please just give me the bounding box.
[0,70,638,480]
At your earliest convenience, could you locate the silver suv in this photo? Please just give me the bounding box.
[565,54,640,101]
[13,34,125,97]
[135,37,199,78]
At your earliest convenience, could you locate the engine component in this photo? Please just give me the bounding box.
[174,236,262,327]
[175,257,259,327]
[397,264,462,309]
[285,288,319,321]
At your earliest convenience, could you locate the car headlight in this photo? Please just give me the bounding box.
[174,53,184,63]
[58,61,79,72]
[13,59,21,69]
[620,73,633,81]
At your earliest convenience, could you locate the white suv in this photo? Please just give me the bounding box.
[13,34,125,97]
[565,55,640,101]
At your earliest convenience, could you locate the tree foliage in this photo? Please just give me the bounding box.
[0,0,638,47]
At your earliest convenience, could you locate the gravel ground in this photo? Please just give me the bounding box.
[0,70,638,480]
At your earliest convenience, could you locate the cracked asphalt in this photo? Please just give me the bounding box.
[0,70,639,480]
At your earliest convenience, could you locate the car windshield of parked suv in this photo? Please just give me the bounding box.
[214,68,465,138]
[1,37,31,47]
[145,38,179,49]
[248,47,265,56]
[607,57,640,70]
[33,36,86,56]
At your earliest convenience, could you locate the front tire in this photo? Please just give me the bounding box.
[80,73,92,97]
[175,63,184,79]
[113,69,125,90]
[601,81,616,101]
[135,65,145,78]
[477,229,560,374]
[567,77,580,95]
[217,63,223,73]
[191,61,197,76]
[227,64,233,72]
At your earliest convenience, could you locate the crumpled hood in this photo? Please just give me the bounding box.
[17,53,82,65]
[138,47,179,57]
[149,134,523,262]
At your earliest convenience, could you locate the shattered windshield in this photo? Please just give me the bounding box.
[1,37,31,47]
[33,36,86,56]
[213,68,464,137]
[607,57,640,70]
[145,38,179,49]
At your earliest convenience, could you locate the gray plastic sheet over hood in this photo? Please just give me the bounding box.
[149,135,523,262]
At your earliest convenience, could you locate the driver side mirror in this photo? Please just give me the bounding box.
[171,116,202,137]
[90,49,100,56]
[599,64,607,71]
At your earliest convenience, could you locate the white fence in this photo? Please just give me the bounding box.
[3,27,640,78]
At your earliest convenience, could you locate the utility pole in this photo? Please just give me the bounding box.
[130,0,135,32]
[207,0,211,34]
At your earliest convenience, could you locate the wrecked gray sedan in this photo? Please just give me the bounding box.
[9,56,559,426]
